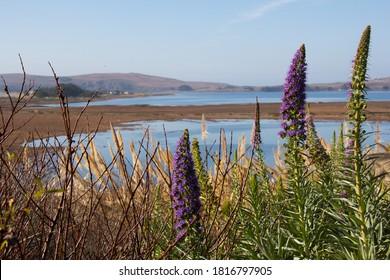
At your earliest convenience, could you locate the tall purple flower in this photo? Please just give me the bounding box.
[279,44,307,143]
[171,129,202,240]
[250,97,262,152]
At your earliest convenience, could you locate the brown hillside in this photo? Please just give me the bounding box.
[1,73,390,93]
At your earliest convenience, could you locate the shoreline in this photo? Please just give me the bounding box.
[2,101,390,146]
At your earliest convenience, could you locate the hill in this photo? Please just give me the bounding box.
[0,73,245,93]
[258,77,390,92]
[308,77,390,91]
[1,72,390,93]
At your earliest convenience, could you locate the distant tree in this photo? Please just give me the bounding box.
[35,87,57,98]
[178,85,193,91]
[35,83,92,98]
[61,83,85,97]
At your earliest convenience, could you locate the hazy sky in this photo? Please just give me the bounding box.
[1,0,389,86]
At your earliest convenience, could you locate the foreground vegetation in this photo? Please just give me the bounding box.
[0,26,389,259]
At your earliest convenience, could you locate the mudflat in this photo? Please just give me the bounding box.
[2,101,390,146]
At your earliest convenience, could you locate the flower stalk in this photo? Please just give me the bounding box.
[347,25,371,258]
[170,129,203,245]
[279,44,307,146]
[250,97,262,153]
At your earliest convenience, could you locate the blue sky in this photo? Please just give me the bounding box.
[1,0,389,86]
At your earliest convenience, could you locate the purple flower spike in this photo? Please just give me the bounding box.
[279,44,307,143]
[250,97,262,151]
[170,129,202,241]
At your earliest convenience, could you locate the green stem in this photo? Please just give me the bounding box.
[290,139,309,258]
[353,90,368,258]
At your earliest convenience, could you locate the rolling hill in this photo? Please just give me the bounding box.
[1,72,390,93]
[0,73,244,93]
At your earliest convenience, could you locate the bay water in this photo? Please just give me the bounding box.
[44,91,390,107]
[32,119,390,167]
[34,90,390,167]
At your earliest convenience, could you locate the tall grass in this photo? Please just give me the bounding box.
[1,26,389,259]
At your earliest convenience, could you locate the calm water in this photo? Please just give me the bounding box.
[35,90,390,166]
[31,119,390,167]
[45,91,390,107]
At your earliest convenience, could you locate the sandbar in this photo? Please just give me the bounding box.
[2,101,390,146]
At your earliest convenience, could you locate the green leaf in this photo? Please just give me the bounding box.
[34,177,43,189]
[23,208,31,216]
[33,189,45,200]
[6,151,15,160]
[33,189,65,200]
[0,240,8,251]
[46,189,65,194]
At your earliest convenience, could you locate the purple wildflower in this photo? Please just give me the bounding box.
[279,44,307,143]
[250,97,262,151]
[170,129,202,241]
[340,190,348,197]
